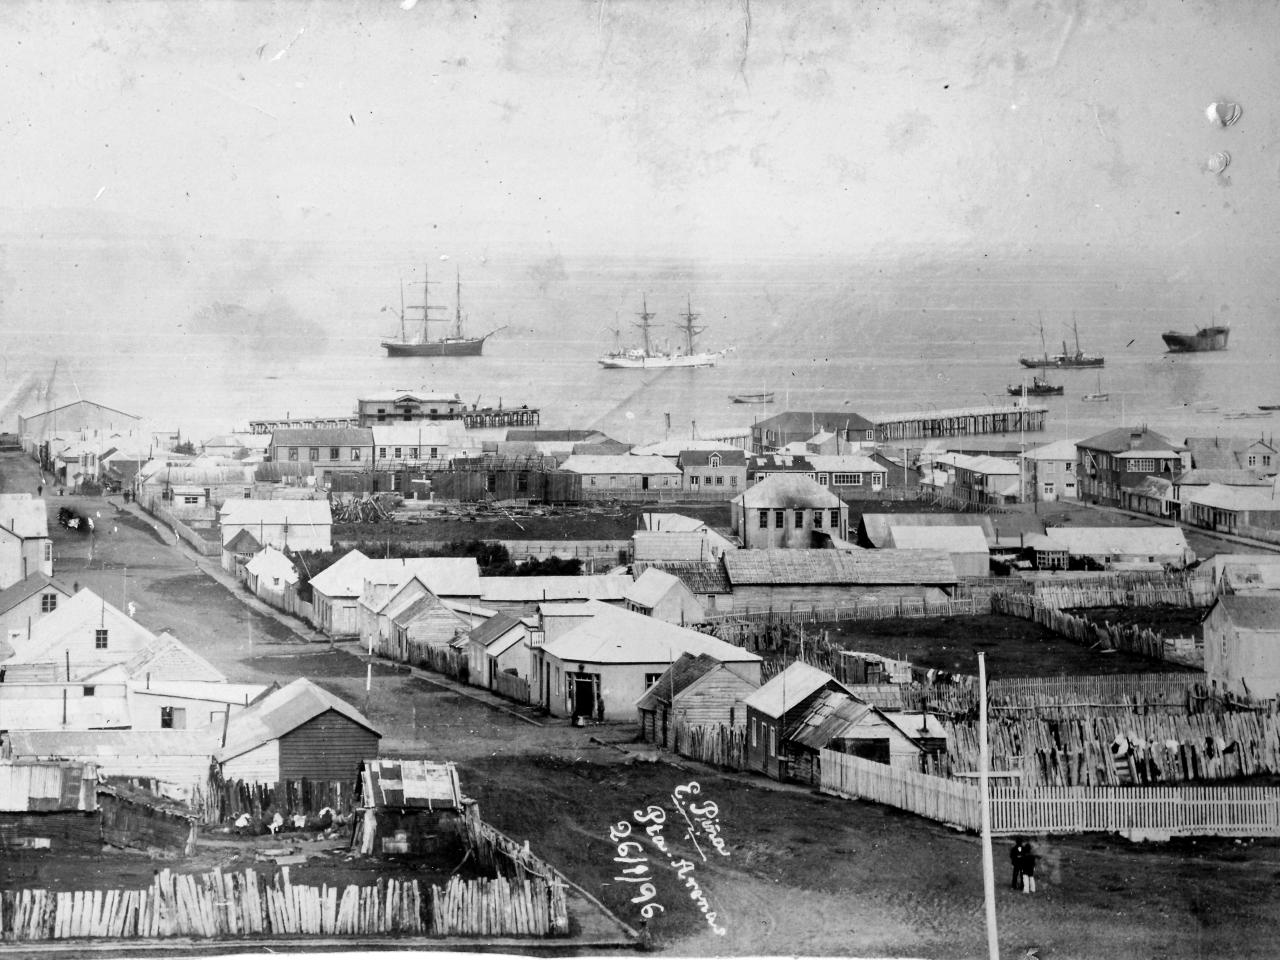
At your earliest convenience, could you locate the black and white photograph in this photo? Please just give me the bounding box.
[2,1,1279,957]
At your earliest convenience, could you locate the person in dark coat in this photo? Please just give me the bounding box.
[1019,841,1038,894]
[1010,838,1026,890]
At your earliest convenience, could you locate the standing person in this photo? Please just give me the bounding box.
[1009,838,1026,891]
[37,484,43,497]
[1020,840,1038,894]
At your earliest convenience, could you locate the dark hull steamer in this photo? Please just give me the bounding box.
[1162,326,1230,353]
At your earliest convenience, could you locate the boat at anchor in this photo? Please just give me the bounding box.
[382,265,505,357]
[598,296,724,369]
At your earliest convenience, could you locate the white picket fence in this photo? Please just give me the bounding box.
[819,749,1280,838]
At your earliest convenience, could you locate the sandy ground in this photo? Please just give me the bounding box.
[6,452,1280,958]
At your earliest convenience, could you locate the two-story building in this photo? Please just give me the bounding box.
[0,495,53,590]
[746,453,816,486]
[268,428,375,483]
[750,412,876,455]
[356,391,465,426]
[676,449,747,496]
[807,453,898,499]
[730,474,849,548]
[1022,439,1080,502]
[1075,426,1186,506]
[951,454,1023,506]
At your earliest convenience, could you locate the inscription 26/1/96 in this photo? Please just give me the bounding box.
[604,781,728,936]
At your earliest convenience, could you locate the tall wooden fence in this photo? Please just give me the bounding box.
[1029,579,1214,610]
[671,722,748,771]
[491,670,531,705]
[991,592,1201,664]
[945,709,1280,788]
[701,595,990,630]
[820,749,980,831]
[199,778,354,825]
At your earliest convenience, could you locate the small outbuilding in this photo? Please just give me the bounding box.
[635,652,758,749]
[1202,594,1280,700]
[351,758,468,857]
[624,568,706,625]
[743,662,854,781]
[216,678,381,785]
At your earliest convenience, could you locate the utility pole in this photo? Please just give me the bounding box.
[979,651,999,960]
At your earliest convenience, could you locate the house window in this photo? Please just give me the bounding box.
[410,448,419,458]
[758,509,768,528]
[644,673,663,689]
[730,476,738,487]
[182,495,200,505]
[243,487,252,498]
[378,447,387,459]
[1127,458,1155,473]
[768,725,776,757]
[794,509,804,528]
[1044,482,1055,495]
[350,449,361,461]
[817,473,829,485]
[1247,455,1257,467]
[871,473,885,486]
[308,447,319,461]
[517,473,529,493]
[813,511,823,529]
[95,628,109,649]
[774,509,784,527]
[715,476,724,486]
[486,474,497,492]
[83,685,95,697]
[830,508,840,528]
[160,706,187,729]
[690,476,700,487]
[751,718,757,746]
[394,447,402,459]
[709,454,721,468]
[44,542,53,562]
[429,447,438,458]
[832,473,862,485]
[704,475,713,486]
[288,448,298,462]
[376,408,387,421]
[41,593,58,613]
[1264,455,1272,467]
[589,476,597,486]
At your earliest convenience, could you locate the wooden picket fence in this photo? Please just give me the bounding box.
[990,785,1280,837]
[819,750,1280,838]
[820,749,980,831]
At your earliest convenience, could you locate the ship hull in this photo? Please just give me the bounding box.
[1162,327,1230,353]
[383,336,488,357]
[1018,356,1104,368]
[598,352,721,369]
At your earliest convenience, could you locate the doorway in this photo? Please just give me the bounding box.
[569,672,600,720]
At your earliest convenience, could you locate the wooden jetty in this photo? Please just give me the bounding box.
[869,404,1048,442]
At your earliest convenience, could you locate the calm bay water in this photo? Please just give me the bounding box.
[6,255,1278,449]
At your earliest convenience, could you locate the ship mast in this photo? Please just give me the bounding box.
[679,296,705,355]
[635,296,656,355]
[455,268,464,340]
[403,262,448,344]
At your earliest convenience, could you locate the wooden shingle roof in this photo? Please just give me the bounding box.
[633,561,732,595]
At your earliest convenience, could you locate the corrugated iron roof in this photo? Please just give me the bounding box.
[743,662,848,718]
[624,568,681,608]
[0,760,95,812]
[723,549,956,585]
[541,602,761,666]
[788,690,875,750]
[859,513,998,548]
[359,758,463,810]
[0,495,49,538]
[733,474,841,508]
[479,575,632,603]
[1042,526,1192,558]
[886,525,990,554]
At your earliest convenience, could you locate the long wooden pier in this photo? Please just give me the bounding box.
[870,404,1047,442]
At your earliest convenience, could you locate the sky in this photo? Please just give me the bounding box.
[1,0,1278,371]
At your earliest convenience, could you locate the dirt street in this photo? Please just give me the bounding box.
[5,452,1280,958]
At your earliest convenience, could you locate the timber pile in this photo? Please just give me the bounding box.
[946,710,1280,788]
[328,494,391,523]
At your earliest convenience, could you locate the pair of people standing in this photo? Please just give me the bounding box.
[1009,838,1038,894]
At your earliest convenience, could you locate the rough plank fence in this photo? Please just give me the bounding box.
[492,669,531,704]
[991,592,1201,664]
[198,778,354,824]
[700,595,991,631]
[818,749,1280,838]
[944,709,1280,788]
[457,808,570,936]
[672,722,748,771]
[1027,578,1215,610]
[0,866,428,940]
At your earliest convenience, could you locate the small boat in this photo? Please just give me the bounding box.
[1162,324,1230,353]
[1225,410,1273,420]
[1082,373,1109,402]
[1259,404,1280,411]
[730,391,774,404]
[1008,376,1063,397]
